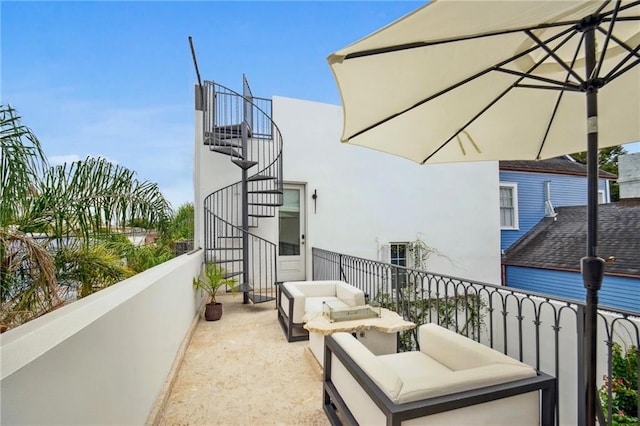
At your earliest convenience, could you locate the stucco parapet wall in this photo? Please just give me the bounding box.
[304,307,415,336]
[0,250,203,380]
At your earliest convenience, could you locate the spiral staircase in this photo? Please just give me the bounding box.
[202,76,283,304]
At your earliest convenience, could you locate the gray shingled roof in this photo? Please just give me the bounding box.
[500,157,618,179]
[503,201,640,276]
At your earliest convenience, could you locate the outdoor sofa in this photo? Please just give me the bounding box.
[277,280,366,342]
[323,323,556,425]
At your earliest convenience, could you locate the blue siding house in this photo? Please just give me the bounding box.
[499,157,614,251]
[505,266,639,312]
[499,157,639,313]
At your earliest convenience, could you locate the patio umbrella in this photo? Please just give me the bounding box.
[328,1,640,424]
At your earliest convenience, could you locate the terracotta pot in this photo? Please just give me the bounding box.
[204,302,223,321]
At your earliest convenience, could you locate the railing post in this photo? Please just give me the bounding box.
[241,79,251,304]
[577,304,586,426]
[394,267,401,316]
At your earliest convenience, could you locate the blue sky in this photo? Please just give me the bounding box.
[2,1,638,209]
[2,1,423,209]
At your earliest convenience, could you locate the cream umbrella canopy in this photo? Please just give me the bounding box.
[328,1,640,424]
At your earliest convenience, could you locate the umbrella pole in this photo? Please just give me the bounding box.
[582,25,605,426]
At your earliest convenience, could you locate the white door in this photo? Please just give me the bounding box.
[278,184,306,281]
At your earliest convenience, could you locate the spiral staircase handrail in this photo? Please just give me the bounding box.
[202,79,283,303]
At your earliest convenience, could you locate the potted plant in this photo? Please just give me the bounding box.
[193,263,237,321]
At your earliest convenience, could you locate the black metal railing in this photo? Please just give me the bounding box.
[203,81,283,202]
[201,78,283,303]
[312,247,640,426]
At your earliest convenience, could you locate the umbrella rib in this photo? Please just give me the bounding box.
[597,26,640,81]
[342,20,584,61]
[498,25,583,90]
[607,56,640,83]
[594,0,614,16]
[497,68,582,91]
[498,29,584,91]
[600,0,640,17]
[607,14,640,22]
[594,0,621,78]
[597,24,640,59]
[513,83,581,92]
[537,32,585,160]
[336,3,640,65]
[422,26,586,164]
[526,29,584,83]
[349,26,577,142]
[420,87,515,164]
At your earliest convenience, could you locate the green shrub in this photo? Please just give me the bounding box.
[599,343,638,425]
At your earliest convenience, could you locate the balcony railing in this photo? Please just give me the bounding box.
[312,247,640,426]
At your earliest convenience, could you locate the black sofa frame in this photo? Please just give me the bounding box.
[276,283,309,342]
[323,334,557,426]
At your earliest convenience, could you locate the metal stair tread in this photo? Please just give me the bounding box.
[210,146,243,158]
[218,235,242,239]
[248,213,272,218]
[232,159,258,169]
[248,174,277,182]
[223,271,243,279]
[207,247,243,251]
[203,137,242,149]
[213,258,243,263]
[249,202,281,206]
[209,124,253,139]
[249,294,276,304]
[247,189,283,194]
[235,283,253,292]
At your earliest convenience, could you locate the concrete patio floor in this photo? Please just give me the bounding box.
[152,293,330,426]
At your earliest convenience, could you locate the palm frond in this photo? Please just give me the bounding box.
[34,156,172,243]
[0,227,61,331]
[0,105,48,227]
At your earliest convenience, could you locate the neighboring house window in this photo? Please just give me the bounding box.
[500,183,519,229]
[390,243,408,288]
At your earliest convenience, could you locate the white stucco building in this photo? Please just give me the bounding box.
[195,85,501,287]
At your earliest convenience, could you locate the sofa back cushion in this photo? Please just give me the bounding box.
[331,333,403,399]
[292,281,338,297]
[396,363,536,404]
[418,323,530,371]
[335,282,366,307]
[303,296,346,322]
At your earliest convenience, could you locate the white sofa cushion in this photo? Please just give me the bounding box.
[396,363,536,404]
[281,280,365,324]
[378,351,451,379]
[335,281,366,307]
[304,296,347,322]
[284,280,341,297]
[327,325,546,425]
[418,323,527,370]
[331,332,403,399]
[331,325,537,405]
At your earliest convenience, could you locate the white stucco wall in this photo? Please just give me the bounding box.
[194,107,242,250]
[194,94,501,285]
[0,250,204,425]
[271,96,500,284]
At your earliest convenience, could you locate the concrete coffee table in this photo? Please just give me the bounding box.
[303,307,415,367]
